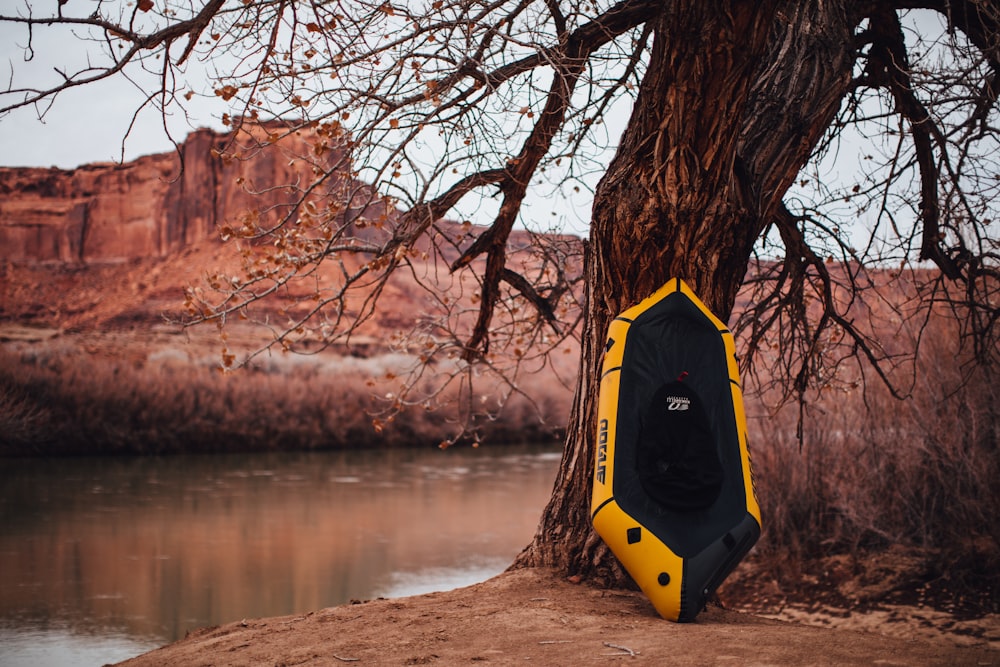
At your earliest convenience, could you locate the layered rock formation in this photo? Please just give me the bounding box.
[0,123,356,264]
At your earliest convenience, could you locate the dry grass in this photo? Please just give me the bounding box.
[0,335,572,456]
[744,311,1000,607]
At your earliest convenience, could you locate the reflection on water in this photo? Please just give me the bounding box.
[0,444,560,666]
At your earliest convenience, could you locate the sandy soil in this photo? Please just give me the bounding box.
[117,567,998,667]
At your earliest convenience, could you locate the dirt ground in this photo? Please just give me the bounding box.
[117,567,998,667]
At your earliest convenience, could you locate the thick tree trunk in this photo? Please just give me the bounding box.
[513,0,858,585]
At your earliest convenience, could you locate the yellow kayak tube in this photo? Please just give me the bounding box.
[592,278,761,622]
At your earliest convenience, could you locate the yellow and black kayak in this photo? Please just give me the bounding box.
[591,278,761,622]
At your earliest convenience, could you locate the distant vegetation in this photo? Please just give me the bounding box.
[0,339,572,456]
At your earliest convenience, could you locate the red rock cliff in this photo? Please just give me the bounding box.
[0,124,355,264]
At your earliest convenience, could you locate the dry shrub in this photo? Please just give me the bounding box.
[747,311,1000,598]
[0,385,54,452]
[0,337,572,456]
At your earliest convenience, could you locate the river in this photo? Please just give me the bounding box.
[0,444,561,666]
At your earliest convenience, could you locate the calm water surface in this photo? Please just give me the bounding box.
[0,444,560,666]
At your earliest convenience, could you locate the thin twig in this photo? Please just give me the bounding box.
[602,641,639,656]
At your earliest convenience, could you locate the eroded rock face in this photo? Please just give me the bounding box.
[0,124,353,264]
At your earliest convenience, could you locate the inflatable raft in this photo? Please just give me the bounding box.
[591,278,761,622]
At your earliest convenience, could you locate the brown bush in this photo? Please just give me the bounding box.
[0,338,572,456]
[746,310,1000,601]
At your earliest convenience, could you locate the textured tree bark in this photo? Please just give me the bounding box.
[513,0,858,586]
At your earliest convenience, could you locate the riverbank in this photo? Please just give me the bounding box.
[118,567,998,666]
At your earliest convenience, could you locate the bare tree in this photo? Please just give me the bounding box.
[4,0,999,584]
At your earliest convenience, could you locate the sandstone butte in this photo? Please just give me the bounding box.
[0,121,381,266]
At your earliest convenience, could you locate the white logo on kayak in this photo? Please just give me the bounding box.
[664,396,690,411]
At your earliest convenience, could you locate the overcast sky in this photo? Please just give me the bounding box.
[0,84,222,169]
[0,11,225,169]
